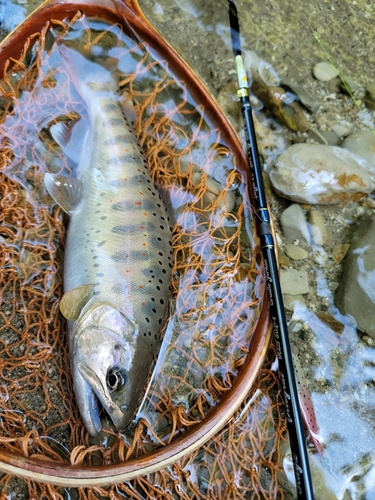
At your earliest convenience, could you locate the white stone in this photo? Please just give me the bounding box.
[280,203,310,243]
[269,143,375,204]
[313,62,339,82]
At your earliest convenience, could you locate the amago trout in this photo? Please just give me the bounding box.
[45,45,173,436]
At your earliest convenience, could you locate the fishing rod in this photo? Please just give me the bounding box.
[227,2,315,499]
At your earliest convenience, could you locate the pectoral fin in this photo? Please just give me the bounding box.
[49,118,88,165]
[44,173,83,214]
[59,284,94,320]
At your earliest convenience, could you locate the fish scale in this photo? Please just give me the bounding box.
[45,46,172,436]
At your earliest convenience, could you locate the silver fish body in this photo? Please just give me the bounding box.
[45,47,172,436]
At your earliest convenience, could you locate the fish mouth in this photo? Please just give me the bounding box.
[73,367,102,437]
[77,362,129,435]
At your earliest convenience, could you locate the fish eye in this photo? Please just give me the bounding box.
[106,367,127,392]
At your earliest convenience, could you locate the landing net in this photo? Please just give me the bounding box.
[0,12,287,498]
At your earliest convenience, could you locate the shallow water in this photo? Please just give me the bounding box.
[1,0,375,498]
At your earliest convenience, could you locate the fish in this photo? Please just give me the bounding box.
[44,45,173,436]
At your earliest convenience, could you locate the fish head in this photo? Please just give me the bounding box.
[70,303,149,436]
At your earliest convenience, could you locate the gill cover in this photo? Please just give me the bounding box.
[69,303,148,436]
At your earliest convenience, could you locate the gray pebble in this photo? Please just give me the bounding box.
[336,215,375,337]
[280,204,310,243]
[284,244,308,260]
[283,294,306,312]
[280,269,310,295]
[313,62,339,82]
[281,78,320,113]
[331,122,353,138]
[342,131,375,171]
[308,209,327,246]
[365,82,375,110]
[307,129,339,146]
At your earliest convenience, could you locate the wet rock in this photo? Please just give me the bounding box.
[277,247,290,267]
[281,78,320,113]
[308,209,327,245]
[312,62,339,82]
[365,82,375,110]
[327,76,341,93]
[280,269,309,295]
[269,143,375,204]
[341,131,375,171]
[216,81,241,132]
[340,76,366,100]
[336,216,375,337]
[250,68,310,132]
[331,122,353,138]
[332,243,350,264]
[307,128,338,146]
[283,294,306,312]
[284,243,308,260]
[280,203,310,243]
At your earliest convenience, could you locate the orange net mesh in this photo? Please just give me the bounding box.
[0,12,287,498]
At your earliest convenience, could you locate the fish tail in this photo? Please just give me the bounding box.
[57,42,119,99]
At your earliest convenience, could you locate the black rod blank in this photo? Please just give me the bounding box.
[227,1,314,498]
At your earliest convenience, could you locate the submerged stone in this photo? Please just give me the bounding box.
[280,268,309,296]
[269,143,375,204]
[312,62,339,82]
[308,209,327,246]
[341,131,375,172]
[280,203,310,243]
[335,215,375,337]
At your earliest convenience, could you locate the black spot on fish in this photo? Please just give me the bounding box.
[160,299,164,305]
[162,269,166,274]
[101,216,107,220]
[145,317,149,323]
[151,297,155,302]
[94,264,99,267]
[152,308,156,314]
[97,240,106,247]
[158,319,162,325]
[97,272,104,277]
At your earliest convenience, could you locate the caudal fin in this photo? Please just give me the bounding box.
[57,43,119,99]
